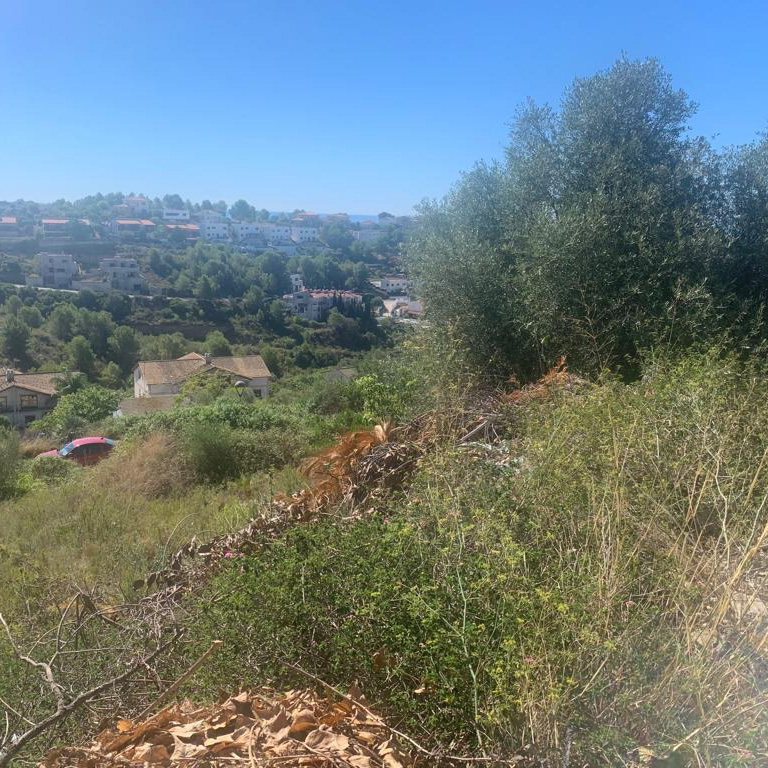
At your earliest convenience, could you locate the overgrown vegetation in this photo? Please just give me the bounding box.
[186,351,768,765]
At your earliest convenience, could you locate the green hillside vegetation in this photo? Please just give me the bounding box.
[3,57,768,768]
[0,282,389,385]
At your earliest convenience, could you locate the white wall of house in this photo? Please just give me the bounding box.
[260,223,292,242]
[291,226,318,243]
[231,221,261,240]
[162,209,190,221]
[200,221,231,241]
[39,252,78,288]
[0,386,55,429]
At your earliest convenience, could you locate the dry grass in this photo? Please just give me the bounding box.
[18,435,57,459]
[91,432,194,499]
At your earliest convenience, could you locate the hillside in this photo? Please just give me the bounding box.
[4,56,768,768]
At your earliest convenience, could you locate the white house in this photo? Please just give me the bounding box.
[133,352,272,398]
[231,221,261,241]
[100,257,146,293]
[260,223,292,242]
[291,226,318,243]
[200,220,231,241]
[372,275,412,295]
[162,208,190,222]
[281,290,362,322]
[0,369,69,429]
[39,252,79,289]
[125,196,151,216]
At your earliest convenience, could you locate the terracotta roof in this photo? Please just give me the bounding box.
[0,369,68,396]
[42,219,68,225]
[136,355,271,386]
[0,216,17,225]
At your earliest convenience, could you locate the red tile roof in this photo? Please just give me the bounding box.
[0,216,17,225]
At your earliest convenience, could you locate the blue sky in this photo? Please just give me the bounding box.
[1,0,767,215]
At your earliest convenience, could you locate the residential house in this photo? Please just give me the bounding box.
[165,223,200,242]
[162,208,190,222]
[100,257,146,293]
[230,221,261,241]
[39,219,70,238]
[200,220,231,241]
[109,219,155,239]
[133,352,272,399]
[0,216,20,238]
[39,252,79,289]
[371,275,412,295]
[260,223,292,242]
[125,196,151,216]
[0,368,70,429]
[290,273,305,292]
[281,290,362,322]
[291,225,318,243]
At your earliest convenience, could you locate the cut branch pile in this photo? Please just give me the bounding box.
[40,688,414,768]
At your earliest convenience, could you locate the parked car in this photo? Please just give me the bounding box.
[37,437,117,466]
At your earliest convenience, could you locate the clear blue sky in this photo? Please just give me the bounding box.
[1,0,767,215]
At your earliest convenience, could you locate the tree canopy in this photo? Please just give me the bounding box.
[408,58,768,379]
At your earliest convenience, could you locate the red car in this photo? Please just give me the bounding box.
[37,437,117,467]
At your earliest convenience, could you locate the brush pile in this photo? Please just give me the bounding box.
[40,688,414,768]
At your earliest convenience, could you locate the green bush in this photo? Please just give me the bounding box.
[28,456,80,486]
[185,350,768,764]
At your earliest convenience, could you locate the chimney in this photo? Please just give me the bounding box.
[204,352,212,365]
[5,369,14,383]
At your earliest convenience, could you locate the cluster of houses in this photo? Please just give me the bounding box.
[0,352,272,429]
[28,253,146,293]
[1,203,405,253]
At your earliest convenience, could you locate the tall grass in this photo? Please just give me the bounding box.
[186,350,768,765]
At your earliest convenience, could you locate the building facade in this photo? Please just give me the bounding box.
[162,208,190,222]
[133,353,272,399]
[200,220,231,241]
[291,225,319,243]
[100,257,146,293]
[39,252,79,288]
[281,290,362,322]
[0,369,67,429]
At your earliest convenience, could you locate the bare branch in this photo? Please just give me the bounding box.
[0,631,180,768]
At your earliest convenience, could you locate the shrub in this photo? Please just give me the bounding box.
[0,429,20,498]
[28,456,80,486]
[186,350,768,765]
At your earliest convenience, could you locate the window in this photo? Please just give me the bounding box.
[20,394,38,410]
[0,397,6,411]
